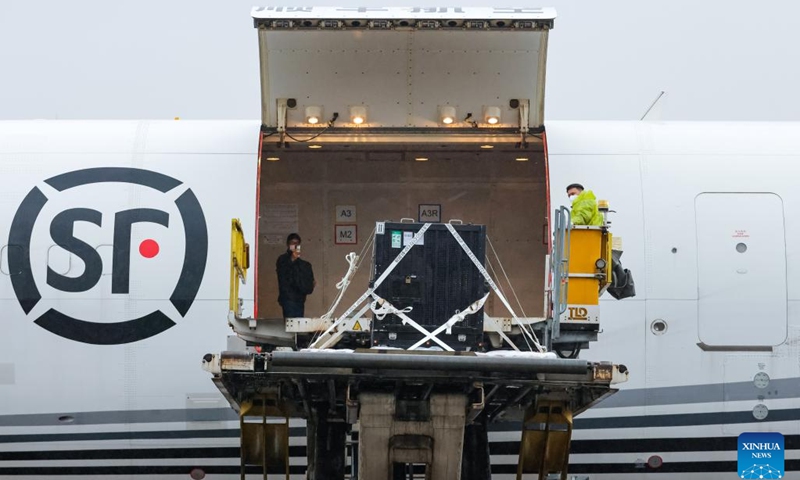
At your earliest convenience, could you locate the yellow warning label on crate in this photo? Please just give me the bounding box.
[352,321,362,331]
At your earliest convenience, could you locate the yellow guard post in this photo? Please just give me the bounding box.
[230,219,250,316]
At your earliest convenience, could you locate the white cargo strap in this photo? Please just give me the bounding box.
[408,292,490,351]
[370,293,454,352]
[314,300,373,350]
[321,252,359,320]
[446,293,489,335]
[311,223,432,349]
[370,299,413,320]
[444,223,544,352]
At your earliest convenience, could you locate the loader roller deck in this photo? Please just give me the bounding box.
[209,350,625,420]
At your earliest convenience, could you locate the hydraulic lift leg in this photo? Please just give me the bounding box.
[358,393,467,480]
[238,398,290,480]
[430,394,468,480]
[358,394,393,479]
[306,403,347,480]
[461,418,492,480]
[517,400,573,480]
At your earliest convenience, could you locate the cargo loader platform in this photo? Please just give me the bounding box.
[203,349,627,480]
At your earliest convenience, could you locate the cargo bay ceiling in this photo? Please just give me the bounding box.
[252,7,556,138]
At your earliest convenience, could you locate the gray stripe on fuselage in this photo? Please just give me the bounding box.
[2,408,799,445]
[0,408,237,427]
[596,376,799,408]
[574,406,800,429]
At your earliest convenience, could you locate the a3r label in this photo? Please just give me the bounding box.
[418,204,441,223]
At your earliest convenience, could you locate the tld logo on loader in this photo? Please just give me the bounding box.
[567,307,588,320]
[8,167,208,345]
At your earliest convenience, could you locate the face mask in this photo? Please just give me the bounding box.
[568,194,577,202]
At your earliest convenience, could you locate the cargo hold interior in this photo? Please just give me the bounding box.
[255,143,549,322]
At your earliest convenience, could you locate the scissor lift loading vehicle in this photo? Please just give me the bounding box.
[203,7,633,479]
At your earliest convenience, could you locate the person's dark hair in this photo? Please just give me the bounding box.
[566,183,584,193]
[286,233,301,245]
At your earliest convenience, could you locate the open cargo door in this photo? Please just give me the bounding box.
[252,6,555,134]
[249,6,565,349]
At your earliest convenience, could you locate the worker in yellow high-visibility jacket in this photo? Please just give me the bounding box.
[566,183,603,226]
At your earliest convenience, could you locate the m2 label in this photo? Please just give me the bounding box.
[335,225,357,245]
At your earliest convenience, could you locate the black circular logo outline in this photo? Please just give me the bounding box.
[8,167,208,345]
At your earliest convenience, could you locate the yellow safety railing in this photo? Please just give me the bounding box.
[230,219,250,316]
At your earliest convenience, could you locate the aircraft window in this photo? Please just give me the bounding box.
[650,319,667,335]
[1,245,24,275]
[47,245,72,275]
[96,244,113,275]
[736,242,747,253]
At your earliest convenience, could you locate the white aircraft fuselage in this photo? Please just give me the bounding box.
[0,119,797,478]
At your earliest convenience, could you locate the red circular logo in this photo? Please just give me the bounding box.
[139,239,160,258]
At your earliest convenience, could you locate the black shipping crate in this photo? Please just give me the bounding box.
[371,222,487,350]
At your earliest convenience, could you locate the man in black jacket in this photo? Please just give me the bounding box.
[276,233,315,318]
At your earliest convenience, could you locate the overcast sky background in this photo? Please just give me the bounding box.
[1,0,798,121]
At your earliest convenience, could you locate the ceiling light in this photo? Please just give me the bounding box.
[515,157,529,162]
[480,145,494,149]
[439,106,456,125]
[266,156,280,161]
[484,106,501,125]
[305,106,322,125]
[415,157,429,162]
[308,144,323,149]
[350,105,367,125]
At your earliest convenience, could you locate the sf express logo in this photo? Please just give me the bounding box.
[8,167,207,345]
